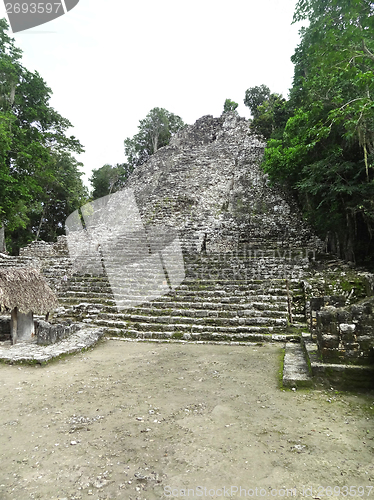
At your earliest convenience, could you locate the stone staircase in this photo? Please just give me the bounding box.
[55,244,311,342]
[0,252,72,293]
[0,254,39,270]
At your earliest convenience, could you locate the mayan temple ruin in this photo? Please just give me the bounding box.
[0,113,373,388]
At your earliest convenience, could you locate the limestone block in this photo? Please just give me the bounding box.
[13,311,35,342]
[339,323,356,340]
[321,334,339,349]
[317,309,337,333]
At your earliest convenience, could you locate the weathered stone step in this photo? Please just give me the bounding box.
[151,288,288,298]
[99,310,288,324]
[93,253,305,263]
[98,306,287,319]
[59,291,114,299]
[59,286,112,295]
[184,260,306,268]
[183,250,312,260]
[110,295,289,308]
[180,277,301,285]
[59,286,296,303]
[130,300,288,312]
[177,283,287,292]
[88,301,289,317]
[57,296,286,310]
[60,275,301,293]
[61,280,290,294]
[58,293,291,313]
[99,257,304,266]
[184,263,305,272]
[94,316,288,331]
[292,315,307,324]
[111,296,288,310]
[58,296,116,306]
[104,328,299,343]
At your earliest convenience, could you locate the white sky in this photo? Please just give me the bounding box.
[1,0,304,190]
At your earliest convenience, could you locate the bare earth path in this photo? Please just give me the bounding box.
[0,340,373,500]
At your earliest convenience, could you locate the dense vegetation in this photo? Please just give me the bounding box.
[245,0,374,266]
[0,18,87,253]
[89,163,132,200]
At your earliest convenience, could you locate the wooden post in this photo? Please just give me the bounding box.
[11,307,18,345]
[0,224,5,253]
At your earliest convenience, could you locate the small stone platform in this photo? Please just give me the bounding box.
[282,341,313,388]
[0,326,105,364]
[301,332,374,390]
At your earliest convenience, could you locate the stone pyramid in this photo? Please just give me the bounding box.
[126,112,323,253]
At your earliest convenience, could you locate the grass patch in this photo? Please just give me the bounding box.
[171,332,184,340]
[284,324,305,336]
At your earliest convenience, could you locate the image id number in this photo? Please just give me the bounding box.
[5,3,63,14]
[304,486,374,497]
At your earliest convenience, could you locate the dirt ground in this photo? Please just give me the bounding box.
[0,340,373,500]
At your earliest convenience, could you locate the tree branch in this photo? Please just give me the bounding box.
[362,40,374,62]
[338,97,366,111]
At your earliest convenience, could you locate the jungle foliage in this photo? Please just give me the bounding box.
[0,18,87,253]
[223,99,239,113]
[245,0,374,265]
[124,107,185,171]
[89,163,132,200]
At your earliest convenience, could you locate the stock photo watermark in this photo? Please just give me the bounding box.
[65,189,185,311]
[4,0,79,33]
[163,486,297,497]
[163,485,374,497]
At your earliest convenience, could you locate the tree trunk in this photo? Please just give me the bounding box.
[11,307,18,345]
[35,203,48,241]
[0,224,6,253]
[152,132,158,154]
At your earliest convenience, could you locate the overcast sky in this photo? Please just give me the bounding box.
[1,0,304,190]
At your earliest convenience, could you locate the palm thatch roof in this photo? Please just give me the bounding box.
[0,267,58,315]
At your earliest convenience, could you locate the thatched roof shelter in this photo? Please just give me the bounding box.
[0,267,58,315]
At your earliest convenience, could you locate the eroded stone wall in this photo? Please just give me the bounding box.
[315,297,374,365]
[19,235,69,258]
[35,320,79,345]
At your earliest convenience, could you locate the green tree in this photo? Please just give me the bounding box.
[124,107,185,170]
[262,0,374,263]
[89,163,132,200]
[5,152,88,253]
[223,99,238,113]
[250,93,290,140]
[243,85,271,118]
[0,18,86,252]
[33,153,88,242]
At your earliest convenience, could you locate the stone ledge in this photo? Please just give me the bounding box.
[107,336,267,346]
[103,327,300,343]
[0,326,105,365]
[282,342,313,388]
[301,332,374,390]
